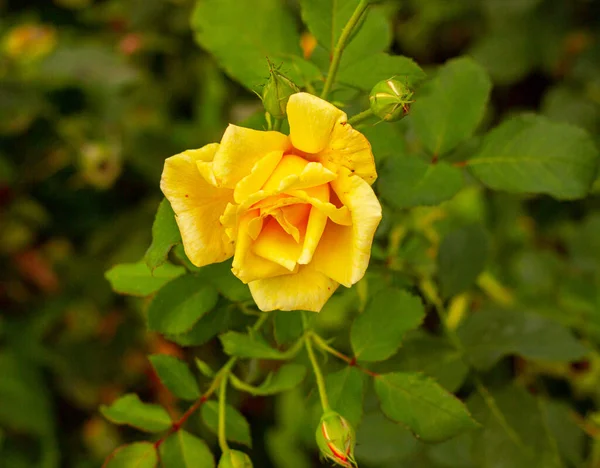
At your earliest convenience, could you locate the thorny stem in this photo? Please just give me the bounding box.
[347,108,374,127]
[303,312,331,411]
[153,312,270,450]
[218,374,229,453]
[321,0,371,100]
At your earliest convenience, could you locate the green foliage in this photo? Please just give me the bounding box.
[100,394,172,433]
[104,442,158,468]
[148,355,200,401]
[219,331,289,360]
[201,402,252,447]
[145,199,181,272]
[159,431,215,468]
[351,288,425,362]
[230,364,307,396]
[105,262,185,297]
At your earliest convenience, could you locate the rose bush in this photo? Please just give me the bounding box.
[161,93,381,312]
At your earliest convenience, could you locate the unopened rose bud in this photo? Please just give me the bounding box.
[262,63,299,119]
[369,78,414,122]
[218,450,253,468]
[79,142,122,190]
[315,411,357,468]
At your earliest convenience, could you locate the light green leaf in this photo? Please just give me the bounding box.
[438,224,490,298]
[159,430,215,468]
[231,364,307,396]
[105,262,185,297]
[100,394,171,433]
[191,0,307,91]
[411,57,491,156]
[374,372,479,442]
[337,54,425,91]
[351,288,425,362]
[378,157,463,210]
[148,355,200,401]
[104,442,158,468]
[467,115,600,199]
[457,308,588,370]
[219,331,286,360]
[195,358,215,378]
[147,274,219,335]
[326,367,365,427]
[145,199,181,272]
[201,402,252,447]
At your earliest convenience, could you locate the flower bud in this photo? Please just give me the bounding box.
[79,142,122,190]
[218,450,253,468]
[315,411,356,468]
[262,63,299,119]
[369,78,414,122]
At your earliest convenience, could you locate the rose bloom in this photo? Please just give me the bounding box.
[161,93,381,312]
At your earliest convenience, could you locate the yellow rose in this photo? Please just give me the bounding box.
[160,93,382,312]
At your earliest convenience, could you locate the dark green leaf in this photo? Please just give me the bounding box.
[169,306,231,347]
[467,115,600,199]
[326,367,366,427]
[219,331,286,360]
[105,262,185,297]
[374,372,479,442]
[100,394,171,433]
[201,402,252,447]
[438,224,490,298]
[273,311,304,345]
[191,0,305,91]
[147,274,219,335]
[104,442,158,468]
[159,430,215,468]
[411,57,491,156]
[351,288,425,362]
[457,308,588,370]
[149,355,200,401]
[378,157,464,210]
[231,364,307,396]
[145,199,181,272]
[338,54,425,91]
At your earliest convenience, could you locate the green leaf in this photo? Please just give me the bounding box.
[104,442,158,468]
[411,57,492,156]
[466,115,600,199]
[374,372,479,442]
[105,262,185,297]
[273,311,304,346]
[337,54,425,91]
[437,224,490,298]
[378,157,464,210]
[201,402,252,447]
[145,199,181,272]
[169,306,231,347]
[147,274,219,335]
[457,308,588,370]
[159,430,215,468]
[351,288,425,362]
[191,0,305,91]
[219,331,286,360]
[231,364,307,396]
[100,394,171,433]
[326,367,365,427]
[148,355,200,401]
[195,358,215,378]
[196,261,252,303]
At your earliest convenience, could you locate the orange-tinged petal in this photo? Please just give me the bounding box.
[212,125,291,188]
[160,145,234,268]
[249,265,339,312]
[288,93,345,154]
[311,168,381,287]
[234,150,283,204]
[252,218,302,271]
[231,211,292,283]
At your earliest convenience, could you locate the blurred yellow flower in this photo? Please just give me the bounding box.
[2,24,57,61]
[161,93,381,312]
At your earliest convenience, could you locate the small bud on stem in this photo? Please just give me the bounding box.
[315,410,357,468]
[369,78,414,122]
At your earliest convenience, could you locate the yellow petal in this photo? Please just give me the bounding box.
[320,118,378,185]
[212,125,291,188]
[231,211,292,283]
[298,205,328,264]
[311,168,382,287]
[287,93,345,154]
[160,146,234,268]
[249,265,339,312]
[234,150,283,204]
[252,218,302,271]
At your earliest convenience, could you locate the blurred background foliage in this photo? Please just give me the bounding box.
[1,0,600,467]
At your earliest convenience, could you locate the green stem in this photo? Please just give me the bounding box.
[272,117,283,132]
[217,374,229,453]
[302,313,330,411]
[347,108,374,126]
[321,0,371,100]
